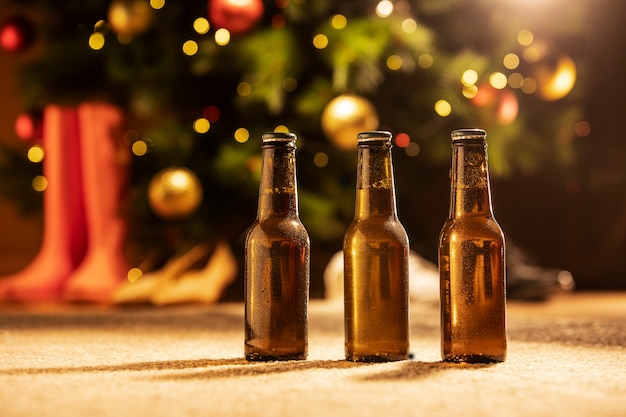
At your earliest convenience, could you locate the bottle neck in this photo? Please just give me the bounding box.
[257,144,299,220]
[354,143,397,219]
[449,140,494,218]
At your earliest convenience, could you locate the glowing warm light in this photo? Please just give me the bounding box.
[418,53,433,69]
[472,84,496,107]
[237,82,252,96]
[462,69,478,86]
[182,40,198,56]
[574,121,591,137]
[503,53,520,69]
[313,152,329,167]
[313,34,328,49]
[462,84,478,98]
[282,77,297,92]
[215,28,230,46]
[376,0,394,17]
[489,72,508,90]
[331,14,347,29]
[517,29,533,46]
[131,140,148,156]
[508,72,524,89]
[193,118,210,134]
[194,18,210,34]
[405,142,420,157]
[536,56,577,101]
[387,55,403,70]
[15,114,38,140]
[523,46,540,63]
[88,32,105,50]
[32,175,47,192]
[127,267,143,283]
[274,125,289,133]
[434,99,452,117]
[27,145,44,163]
[395,132,411,148]
[521,77,537,94]
[94,20,109,33]
[497,90,519,125]
[401,18,417,34]
[150,0,165,9]
[234,128,250,143]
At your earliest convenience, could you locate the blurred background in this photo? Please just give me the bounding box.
[0,0,624,301]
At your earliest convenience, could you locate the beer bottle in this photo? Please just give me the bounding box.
[439,128,507,363]
[344,131,410,362]
[245,132,310,361]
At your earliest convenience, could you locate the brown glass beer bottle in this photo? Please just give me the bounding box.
[439,128,507,363]
[344,131,410,362]
[245,132,310,361]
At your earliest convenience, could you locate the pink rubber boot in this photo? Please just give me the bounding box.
[62,102,129,303]
[0,106,88,302]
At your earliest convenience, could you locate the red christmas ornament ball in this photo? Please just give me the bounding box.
[0,16,35,54]
[208,0,264,35]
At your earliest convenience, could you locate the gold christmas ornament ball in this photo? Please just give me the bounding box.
[108,0,154,35]
[321,94,379,150]
[148,167,203,219]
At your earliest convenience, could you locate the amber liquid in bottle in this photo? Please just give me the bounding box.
[245,132,310,361]
[344,131,410,362]
[439,129,507,363]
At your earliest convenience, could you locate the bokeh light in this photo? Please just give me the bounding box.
[237,82,252,96]
[405,142,420,157]
[462,69,478,86]
[32,175,47,192]
[313,34,328,49]
[274,125,289,133]
[88,32,105,50]
[193,18,210,34]
[503,53,520,70]
[574,120,591,137]
[434,99,452,117]
[127,267,143,282]
[462,84,478,98]
[376,0,394,17]
[282,77,298,92]
[203,106,221,122]
[150,0,165,9]
[401,18,417,34]
[182,40,198,56]
[193,118,210,134]
[215,28,230,46]
[418,53,433,69]
[234,128,250,143]
[131,140,148,156]
[331,14,347,29]
[508,72,524,89]
[386,55,403,70]
[313,152,329,167]
[489,72,508,89]
[395,132,410,148]
[517,29,533,46]
[27,145,44,163]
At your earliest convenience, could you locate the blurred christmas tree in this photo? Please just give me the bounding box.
[0,0,589,296]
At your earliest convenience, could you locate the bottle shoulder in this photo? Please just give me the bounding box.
[246,216,309,242]
[440,215,504,241]
[345,217,409,245]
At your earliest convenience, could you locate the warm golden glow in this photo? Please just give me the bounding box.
[237,82,252,97]
[435,99,452,117]
[508,72,524,89]
[376,0,394,17]
[521,77,537,94]
[503,53,520,69]
[32,175,47,192]
[274,125,289,133]
[127,267,143,283]
[182,40,198,56]
[405,142,420,157]
[517,29,533,46]
[536,56,577,101]
[150,0,165,9]
[27,145,45,163]
[193,118,210,134]
[234,128,250,143]
[88,32,105,50]
[215,28,230,46]
[131,140,148,156]
[418,54,433,69]
[193,18,210,34]
[489,72,508,90]
[462,69,478,86]
[331,14,347,29]
[313,152,329,167]
[386,55,403,70]
[462,84,478,98]
[574,121,591,137]
[401,18,417,34]
[313,34,328,49]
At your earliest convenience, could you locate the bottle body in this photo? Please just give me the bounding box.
[439,129,506,363]
[344,131,410,362]
[245,133,310,361]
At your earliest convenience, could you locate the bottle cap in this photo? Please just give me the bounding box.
[451,128,486,141]
[357,131,392,143]
[262,132,297,146]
